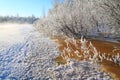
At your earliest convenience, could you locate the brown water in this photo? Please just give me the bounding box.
[54,38,120,80]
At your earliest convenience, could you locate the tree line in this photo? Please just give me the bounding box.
[0,15,39,24]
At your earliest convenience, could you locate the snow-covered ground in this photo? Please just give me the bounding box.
[0,24,112,80]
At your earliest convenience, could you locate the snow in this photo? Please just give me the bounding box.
[0,24,112,80]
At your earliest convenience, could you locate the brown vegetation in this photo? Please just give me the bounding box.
[54,37,120,79]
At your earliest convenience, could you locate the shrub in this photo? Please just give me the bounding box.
[35,0,120,38]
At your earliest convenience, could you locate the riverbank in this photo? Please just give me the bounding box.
[0,23,119,79]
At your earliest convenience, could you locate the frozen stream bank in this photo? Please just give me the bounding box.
[0,23,112,80]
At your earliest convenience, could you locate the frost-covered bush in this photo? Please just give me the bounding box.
[35,0,120,38]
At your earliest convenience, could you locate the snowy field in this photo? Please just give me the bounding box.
[0,23,112,80]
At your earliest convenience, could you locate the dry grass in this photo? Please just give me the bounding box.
[53,37,120,79]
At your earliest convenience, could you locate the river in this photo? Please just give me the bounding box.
[0,23,113,80]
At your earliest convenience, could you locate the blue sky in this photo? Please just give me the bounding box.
[0,0,53,17]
